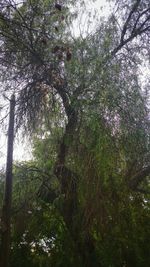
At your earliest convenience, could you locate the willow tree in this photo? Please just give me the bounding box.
[0,0,150,266]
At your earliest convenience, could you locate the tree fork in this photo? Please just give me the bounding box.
[0,94,15,267]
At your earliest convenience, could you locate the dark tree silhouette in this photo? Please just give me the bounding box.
[0,94,15,267]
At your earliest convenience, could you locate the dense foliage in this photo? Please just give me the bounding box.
[0,0,150,266]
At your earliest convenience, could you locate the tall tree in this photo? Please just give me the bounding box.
[0,0,150,266]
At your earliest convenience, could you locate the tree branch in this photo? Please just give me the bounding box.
[120,0,141,43]
[128,166,150,190]
[111,0,150,56]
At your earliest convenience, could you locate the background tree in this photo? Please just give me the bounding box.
[0,94,15,267]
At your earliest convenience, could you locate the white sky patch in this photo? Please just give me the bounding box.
[70,0,112,38]
[0,96,32,169]
[0,120,32,169]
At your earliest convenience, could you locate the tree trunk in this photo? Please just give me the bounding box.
[0,94,15,267]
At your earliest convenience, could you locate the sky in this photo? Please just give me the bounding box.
[71,0,111,37]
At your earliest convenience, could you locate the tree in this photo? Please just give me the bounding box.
[0,0,150,266]
[0,94,15,267]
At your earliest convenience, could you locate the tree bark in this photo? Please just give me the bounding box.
[0,94,15,267]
